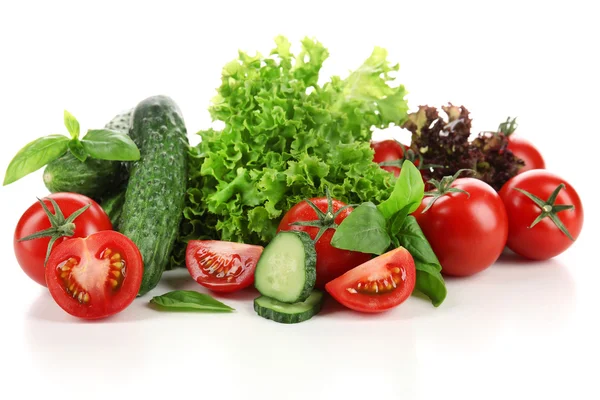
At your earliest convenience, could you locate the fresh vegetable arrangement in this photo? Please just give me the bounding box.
[3,36,584,323]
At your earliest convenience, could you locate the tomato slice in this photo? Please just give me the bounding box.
[45,231,143,320]
[325,247,416,313]
[186,240,264,293]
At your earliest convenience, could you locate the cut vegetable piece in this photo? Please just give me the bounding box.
[254,291,324,324]
[254,231,316,303]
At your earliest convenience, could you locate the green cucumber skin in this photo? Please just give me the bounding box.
[118,95,189,296]
[254,291,324,324]
[42,109,132,201]
[100,191,126,227]
[255,231,317,303]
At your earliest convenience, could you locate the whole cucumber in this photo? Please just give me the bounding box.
[42,109,132,201]
[118,95,189,296]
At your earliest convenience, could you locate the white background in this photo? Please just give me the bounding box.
[1,1,599,399]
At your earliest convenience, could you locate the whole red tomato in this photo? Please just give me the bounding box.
[498,117,545,173]
[277,193,372,288]
[371,140,407,177]
[414,173,508,277]
[14,193,113,287]
[499,170,583,260]
[508,136,545,173]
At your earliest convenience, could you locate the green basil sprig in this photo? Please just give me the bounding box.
[331,160,447,306]
[150,290,235,312]
[3,110,140,186]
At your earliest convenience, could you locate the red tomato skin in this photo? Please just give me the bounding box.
[277,198,372,289]
[414,178,508,277]
[185,240,263,293]
[14,193,113,287]
[508,136,545,173]
[45,231,143,320]
[325,247,416,313]
[499,170,583,260]
[371,140,406,177]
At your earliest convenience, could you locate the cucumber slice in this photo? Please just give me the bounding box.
[254,231,316,303]
[254,291,324,324]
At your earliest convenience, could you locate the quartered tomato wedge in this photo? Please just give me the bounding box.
[186,240,264,293]
[325,247,416,313]
[45,231,143,320]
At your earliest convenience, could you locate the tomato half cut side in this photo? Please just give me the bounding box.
[186,240,264,293]
[325,247,416,313]
[45,231,143,320]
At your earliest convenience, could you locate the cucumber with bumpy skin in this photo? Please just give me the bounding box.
[254,231,317,303]
[42,109,132,201]
[100,191,126,227]
[119,95,189,296]
[254,291,324,324]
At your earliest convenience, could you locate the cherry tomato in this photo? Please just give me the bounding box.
[499,170,583,260]
[414,177,508,277]
[371,140,407,177]
[277,194,372,289]
[45,230,143,319]
[14,193,113,287]
[508,136,545,173]
[325,247,416,313]
[186,240,263,293]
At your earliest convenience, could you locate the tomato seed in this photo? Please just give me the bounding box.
[351,265,407,295]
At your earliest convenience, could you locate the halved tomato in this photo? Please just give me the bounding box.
[45,231,143,320]
[325,247,416,313]
[186,240,264,293]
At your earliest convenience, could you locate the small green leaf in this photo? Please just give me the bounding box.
[378,160,424,219]
[395,216,446,306]
[150,290,235,312]
[64,110,80,139]
[81,129,140,161]
[3,135,69,185]
[331,202,390,255]
[414,263,447,307]
[68,139,88,162]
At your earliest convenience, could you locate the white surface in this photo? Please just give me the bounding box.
[1,1,599,399]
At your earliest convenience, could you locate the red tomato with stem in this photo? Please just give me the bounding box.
[371,140,407,177]
[45,230,143,320]
[499,170,583,260]
[277,190,372,289]
[414,171,508,277]
[498,117,545,173]
[186,240,264,293]
[14,193,113,287]
[325,247,416,313]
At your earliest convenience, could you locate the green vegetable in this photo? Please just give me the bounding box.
[174,36,408,265]
[100,191,126,227]
[330,202,390,255]
[3,110,139,186]
[43,109,133,201]
[150,290,234,312]
[254,231,317,304]
[119,95,189,296]
[254,291,324,324]
[332,160,447,306]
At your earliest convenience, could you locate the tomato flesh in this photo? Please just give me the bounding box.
[14,193,112,287]
[186,240,263,293]
[45,231,143,319]
[325,247,416,313]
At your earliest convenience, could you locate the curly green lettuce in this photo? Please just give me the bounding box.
[172,36,409,264]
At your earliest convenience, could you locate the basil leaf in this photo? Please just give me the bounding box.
[415,262,447,307]
[3,135,69,185]
[388,204,412,236]
[395,216,446,306]
[68,139,88,162]
[150,290,235,312]
[81,129,140,161]
[64,110,80,139]
[378,160,424,219]
[396,216,441,268]
[331,202,390,255]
